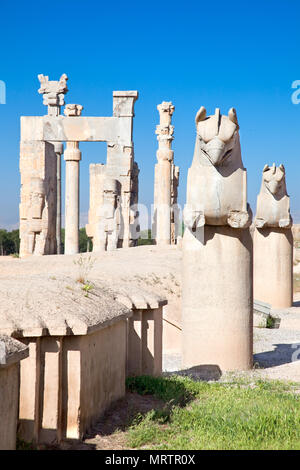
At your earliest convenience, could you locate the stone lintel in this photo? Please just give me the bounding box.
[20,116,133,145]
[113,91,139,98]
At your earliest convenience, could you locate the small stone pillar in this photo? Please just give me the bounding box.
[182,107,253,372]
[38,74,68,254]
[153,102,175,245]
[64,104,83,255]
[254,164,293,308]
[0,335,28,450]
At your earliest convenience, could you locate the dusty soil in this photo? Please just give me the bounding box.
[54,392,165,450]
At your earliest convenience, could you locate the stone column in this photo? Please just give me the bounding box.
[182,107,253,372]
[38,74,68,253]
[153,102,175,246]
[171,164,180,244]
[63,105,83,255]
[53,143,63,254]
[254,164,293,308]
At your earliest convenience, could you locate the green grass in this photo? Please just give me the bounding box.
[126,375,300,450]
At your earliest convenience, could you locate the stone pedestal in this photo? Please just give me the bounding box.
[182,226,253,371]
[154,161,172,245]
[182,106,253,373]
[253,163,293,309]
[254,228,293,308]
[64,142,81,255]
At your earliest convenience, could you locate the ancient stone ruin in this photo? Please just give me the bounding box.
[0,75,297,450]
[182,107,253,371]
[254,163,293,308]
[20,75,139,257]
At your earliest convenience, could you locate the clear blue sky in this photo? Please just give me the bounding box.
[0,0,300,228]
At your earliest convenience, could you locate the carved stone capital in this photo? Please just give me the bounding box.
[38,74,68,116]
[64,142,81,161]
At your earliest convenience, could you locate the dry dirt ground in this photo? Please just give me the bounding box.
[54,392,165,451]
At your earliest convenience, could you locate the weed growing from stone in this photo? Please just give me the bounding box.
[73,254,96,284]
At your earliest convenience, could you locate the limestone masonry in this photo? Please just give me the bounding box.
[20,76,139,256]
[182,107,253,371]
[254,164,293,308]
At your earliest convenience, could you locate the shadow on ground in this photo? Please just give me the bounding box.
[57,392,166,450]
[254,343,300,368]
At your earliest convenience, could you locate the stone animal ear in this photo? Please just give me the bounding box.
[195,106,206,125]
[279,163,285,173]
[228,108,239,128]
[263,164,269,172]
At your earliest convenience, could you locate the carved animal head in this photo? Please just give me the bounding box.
[195,107,239,166]
[38,74,68,95]
[262,163,286,196]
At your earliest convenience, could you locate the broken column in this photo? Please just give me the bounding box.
[182,107,253,372]
[63,104,83,255]
[38,74,68,254]
[153,101,176,245]
[254,164,293,308]
[171,164,180,244]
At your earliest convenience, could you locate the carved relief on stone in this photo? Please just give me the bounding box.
[184,107,252,230]
[96,178,121,251]
[20,177,47,256]
[255,163,292,229]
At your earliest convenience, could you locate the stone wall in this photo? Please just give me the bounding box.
[18,321,127,444]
